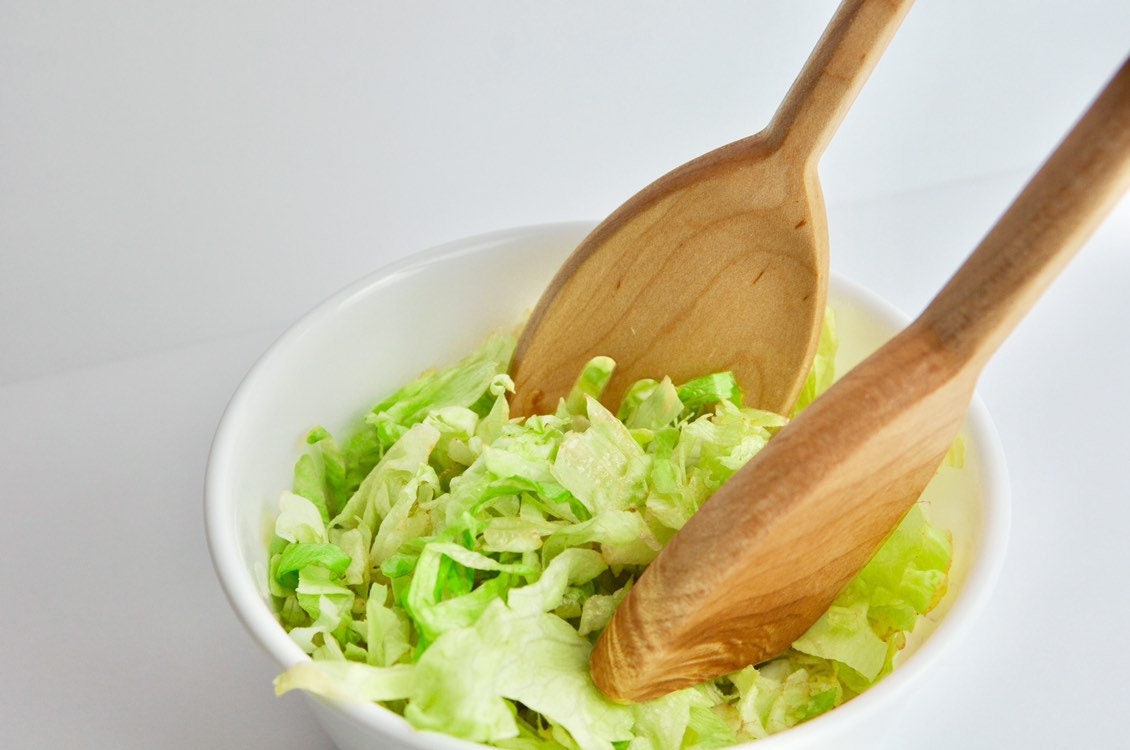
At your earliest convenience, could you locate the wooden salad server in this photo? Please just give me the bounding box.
[510,0,915,417]
[589,59,1130,702]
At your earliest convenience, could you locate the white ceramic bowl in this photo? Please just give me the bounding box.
[205,222,1010,750]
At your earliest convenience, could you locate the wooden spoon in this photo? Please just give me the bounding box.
[509,0,915,417]
[590,58,1130,703]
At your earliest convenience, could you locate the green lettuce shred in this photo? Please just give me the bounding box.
[269,318,956,749]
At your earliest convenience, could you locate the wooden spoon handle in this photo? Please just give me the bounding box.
[768,0,914,161]
[918,58,1130,371]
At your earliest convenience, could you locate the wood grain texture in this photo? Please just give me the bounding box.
[510,0,914,418]
[590,58,1130,703]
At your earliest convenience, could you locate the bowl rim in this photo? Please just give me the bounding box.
[204,221,1011,749]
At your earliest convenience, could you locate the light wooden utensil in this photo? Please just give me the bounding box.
[590,58,1130,703]
[509,0,914,418]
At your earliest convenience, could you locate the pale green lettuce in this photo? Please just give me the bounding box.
[269,312,956,748]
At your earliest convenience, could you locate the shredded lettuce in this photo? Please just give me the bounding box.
[269,313,956,749]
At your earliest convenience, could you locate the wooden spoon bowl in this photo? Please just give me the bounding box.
[511,134,826,417]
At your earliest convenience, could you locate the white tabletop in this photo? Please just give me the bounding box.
[3,2,1128,748]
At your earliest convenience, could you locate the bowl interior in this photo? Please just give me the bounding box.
[206,221,1008,748]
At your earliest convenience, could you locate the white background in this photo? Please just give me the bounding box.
[2,1,1128,748]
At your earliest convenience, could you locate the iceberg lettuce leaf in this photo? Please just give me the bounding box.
[408,600,634,750]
